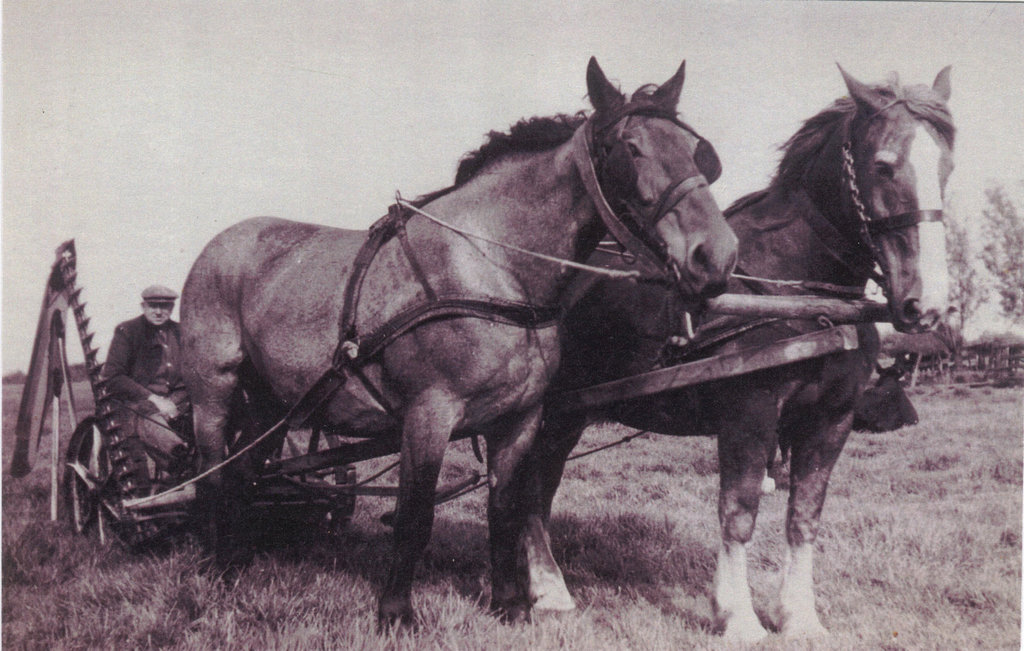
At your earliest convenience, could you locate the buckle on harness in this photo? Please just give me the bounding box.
[340,340,359,361]
[332,338,361,370]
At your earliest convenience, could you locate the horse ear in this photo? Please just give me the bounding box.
[586,57,625,115]
[837,63,887,114]
[932,65,952,102]
[649,60,686,111]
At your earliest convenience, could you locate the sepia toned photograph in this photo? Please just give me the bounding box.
[3,2,1021,648]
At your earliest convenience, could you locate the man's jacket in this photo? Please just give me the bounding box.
[100,315,187,406]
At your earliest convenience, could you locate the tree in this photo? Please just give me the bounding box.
[945,217,987,336]
[979,184,1024,323]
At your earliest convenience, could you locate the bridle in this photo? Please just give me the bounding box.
[572,104,721,279]
[838,128,944,302]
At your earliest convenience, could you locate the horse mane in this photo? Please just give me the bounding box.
[772,80,956,193]
[456,113,587,184]
[724,190,770,218]
[414,113,587,206]
[414,77,683,206]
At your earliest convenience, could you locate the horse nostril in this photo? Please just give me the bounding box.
[691,243,709,274]
[701,279,728,299]
[902,299,922,321]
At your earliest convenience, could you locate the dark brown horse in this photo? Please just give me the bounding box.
[525,66,955,641]
[179,58,737,627]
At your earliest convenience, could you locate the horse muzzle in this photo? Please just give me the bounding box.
[661,217,738,300]
[889,297,948,334]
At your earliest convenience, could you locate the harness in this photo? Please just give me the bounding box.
[287,106,718,427]
[669,103,945,361]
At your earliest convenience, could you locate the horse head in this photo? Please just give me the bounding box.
[585,57,737,299]
[839,65,955,333]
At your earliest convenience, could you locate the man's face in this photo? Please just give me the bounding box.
[142,301,174,326]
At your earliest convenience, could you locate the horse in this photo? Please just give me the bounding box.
[853,355,919,432]
[179,57,738,628]
[524,65,955,641]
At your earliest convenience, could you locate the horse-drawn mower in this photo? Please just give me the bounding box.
[11,239,888,549]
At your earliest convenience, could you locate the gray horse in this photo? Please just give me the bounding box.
[180,58,737,627]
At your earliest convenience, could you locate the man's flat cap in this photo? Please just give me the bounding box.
[141,285,179,301]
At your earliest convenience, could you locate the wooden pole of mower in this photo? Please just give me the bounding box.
[551,295,889,413]
[51,386,59,520]
[48,319,78,517]
[40,315,80,521]
[705,294,889,323]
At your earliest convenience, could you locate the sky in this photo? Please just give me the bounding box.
[3,1,1023,374]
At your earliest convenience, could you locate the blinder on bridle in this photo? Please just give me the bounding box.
[593,108,721,267]
[600,118,721,197]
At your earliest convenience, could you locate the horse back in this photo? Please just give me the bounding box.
[180,217,365,396]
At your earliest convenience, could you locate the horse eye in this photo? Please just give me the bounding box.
[627,142,642,157]
[875,161,895,180]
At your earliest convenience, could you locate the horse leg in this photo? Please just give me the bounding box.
[710,387,776,642]
[377,393,460,630]
[517,410,586,613]
[482,405,549,621]
[182,337,242,565]
[771,409,852,638]
[761,429,781,494]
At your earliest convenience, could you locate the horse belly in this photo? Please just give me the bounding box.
[382,319,562,429]
[321,367,399,433]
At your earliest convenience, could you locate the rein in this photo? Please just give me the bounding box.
[393,196,644,281]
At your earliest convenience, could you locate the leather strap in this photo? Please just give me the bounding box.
[800,206,878,279]
[333,297,560,370]
[570,124,666,271]
[339,205,404,341]
[866,209,943,234]
[650,174,709,225]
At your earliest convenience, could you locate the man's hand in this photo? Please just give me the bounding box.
[147,394,180,419]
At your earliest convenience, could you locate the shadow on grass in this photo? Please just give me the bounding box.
[550,512,716,631]
[168,504,718,628]
[5,478,716,633]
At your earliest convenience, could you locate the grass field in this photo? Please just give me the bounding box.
[3,381,1021,649]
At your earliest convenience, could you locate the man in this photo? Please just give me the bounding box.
[100,284,190,469]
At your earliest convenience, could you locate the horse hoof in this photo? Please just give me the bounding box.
[376,603,416,633]
[490,601,531,624]
[780,616,829,639]
[773,602,829,638]
[720,615,769,643]
[532,588,576,612]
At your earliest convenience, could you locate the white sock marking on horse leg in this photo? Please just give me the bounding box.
[528,561,575,611]
[713,542,767,641]
[774,542,828,637]
[525,518,575,611]
[760,475,776,494]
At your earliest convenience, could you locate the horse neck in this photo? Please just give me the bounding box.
[729,186,866,292]
[421,144,604,304]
